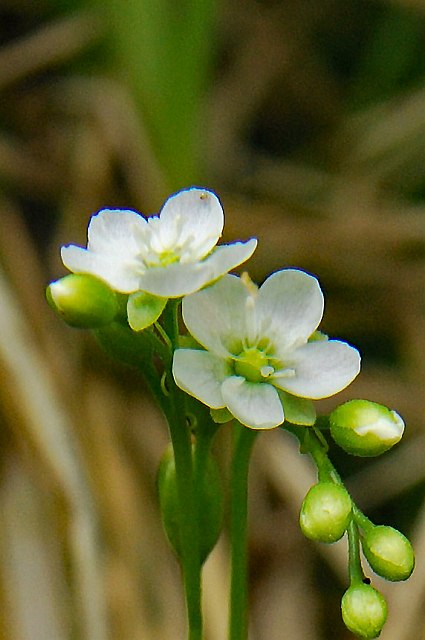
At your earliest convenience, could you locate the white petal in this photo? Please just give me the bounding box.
[258,269,324,351]
[354,411,404,440]
[61,209,148,292]
[201,239,257,280]
[61,246,141,293]
[182,275,249,356]
[133,239,256,298]
[137,262,213,297]
[172,349,231,408]
[272,340,360,399]
[221,377,284,429]
[87,209,147,255]
[159,188,224,260]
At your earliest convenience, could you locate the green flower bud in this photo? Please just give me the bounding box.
[157,445,224,564]
[299,482,352,543]
[47,274,119,328]
[330,400,404,457]
[362,525,414,581]
[341,584,387,638]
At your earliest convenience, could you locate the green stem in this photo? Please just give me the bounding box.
[228,424,258,640]
[352,503,374,534]
[162,299,181,349]
[289,424,343,485]
[347,519,365,585]
[161,299,203,640]
[95,308,202,638]
[289,424,370,587]
[167,386,203,640]
[191,398,220,490]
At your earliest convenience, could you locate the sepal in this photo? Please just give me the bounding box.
[210,407,233,424]
[127,291,167,331]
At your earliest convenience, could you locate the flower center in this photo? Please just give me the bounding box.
[234,347,274,383]
[158,249,180,266]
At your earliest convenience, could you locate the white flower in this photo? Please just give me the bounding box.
[61,188,257,298]
[172,269,361,429]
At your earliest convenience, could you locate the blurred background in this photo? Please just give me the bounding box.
[0,0,425,638]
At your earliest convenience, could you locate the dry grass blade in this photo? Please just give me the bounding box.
[0,10,103,90]
[0,268,108,640]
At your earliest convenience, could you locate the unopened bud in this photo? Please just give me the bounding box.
[362,525,414,581]
[330,400,404,457]
[157,445,224,564]
[299,482,352,543]
[47,274,119,328]
[341,583,387,638]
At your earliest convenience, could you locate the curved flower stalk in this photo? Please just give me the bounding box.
[61,187,257,299]
[173,269,361,429]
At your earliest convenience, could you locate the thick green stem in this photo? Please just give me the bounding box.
[96,307,203,638]
[191,400,220,492]
[167,387,203,640]
[162,300,203,640]
[228,424,258,640]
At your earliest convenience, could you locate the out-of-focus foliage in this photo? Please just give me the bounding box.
[0,1,425,638]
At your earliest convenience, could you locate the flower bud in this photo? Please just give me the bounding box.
[157,445,224,564]
[330,400,404,457]
[299,482,352,543]
[341,584,387,638]
[362,525,414,581]
[47,274,119,328]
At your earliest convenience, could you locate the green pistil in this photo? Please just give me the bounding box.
[158,250,180,266]
[234,347,272,383]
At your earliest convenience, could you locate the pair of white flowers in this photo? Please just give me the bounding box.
[62,187,360,429]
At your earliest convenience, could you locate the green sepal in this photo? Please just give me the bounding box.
[157,444,224,564]
[127,291,167,331]
[210,407,233,424]
[308,330,328,342]
[279,390,316,426]
[47,274,119,328]
[178,335,204,350]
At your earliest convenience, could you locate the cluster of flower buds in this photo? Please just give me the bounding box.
[341,523,414,638]
[298,399,414,638]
